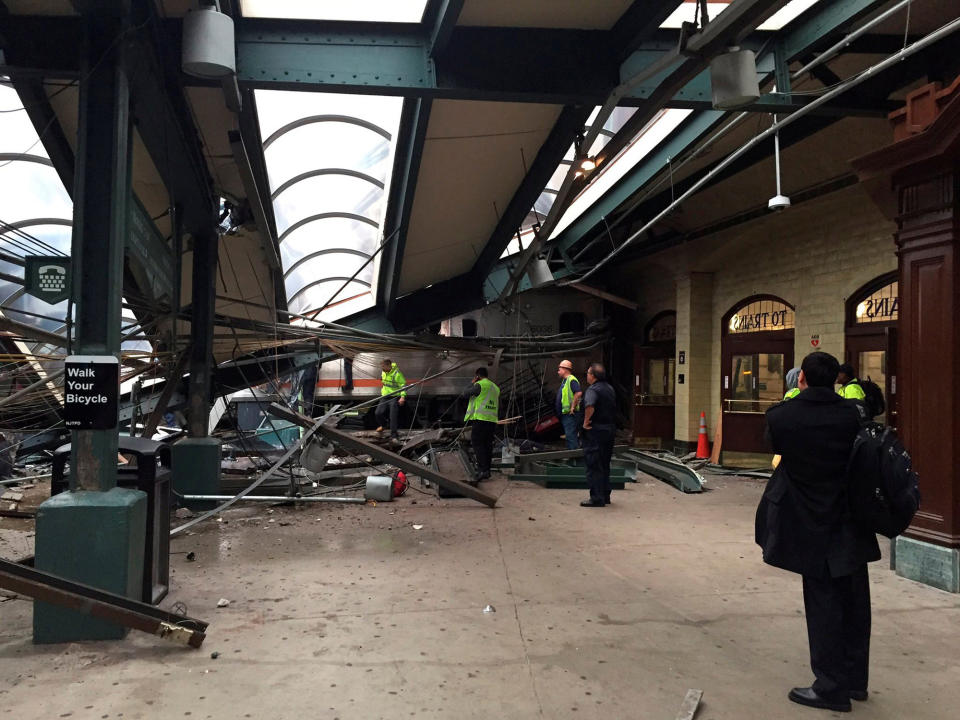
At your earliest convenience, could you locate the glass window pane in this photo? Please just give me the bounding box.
[265,123,392,192]
[240,0,428,23]
[273,175,383,237]
[0,162,72,225]
[280,217,378,267]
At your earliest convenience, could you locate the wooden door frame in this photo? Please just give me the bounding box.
[720,295,796,453]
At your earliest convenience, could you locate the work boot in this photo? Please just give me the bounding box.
[376,426,385,433]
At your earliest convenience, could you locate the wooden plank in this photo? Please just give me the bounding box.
[708,411,723,465]
[318,424,497,508]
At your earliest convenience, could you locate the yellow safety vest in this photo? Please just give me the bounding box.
[561,374,580,413]
[381,363,406,397]
[783,387,800,400]
[837,380,866,400]
[464,378,500,423]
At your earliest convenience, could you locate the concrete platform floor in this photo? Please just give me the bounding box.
[2,472,959,719]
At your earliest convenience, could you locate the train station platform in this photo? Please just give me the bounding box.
[1,471,958,719]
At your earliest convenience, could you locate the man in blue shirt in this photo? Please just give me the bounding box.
[580,363,617,507]
[555,359,583,449]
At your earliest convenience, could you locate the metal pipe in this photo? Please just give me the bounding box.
[564,15,960,285]
[792,0,914,80]
[181,494,366,504]
[0,368,65,409]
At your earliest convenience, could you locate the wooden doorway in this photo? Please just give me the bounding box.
[846,272,898,428]
[721,296,795,453]
[633,311,676,447]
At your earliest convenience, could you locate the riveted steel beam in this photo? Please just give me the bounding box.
[378,97,432,318]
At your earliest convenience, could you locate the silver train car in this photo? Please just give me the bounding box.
[312,289,605,402]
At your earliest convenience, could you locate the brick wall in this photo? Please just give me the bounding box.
[617,183,897,442]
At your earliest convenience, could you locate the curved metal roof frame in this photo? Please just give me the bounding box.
[287,276,372,305]
[271,167,385,201]
[0,153,54,168]
[263,114,392,149]
[278,212,379,243]
[282,247,372,279]
[3,217,72,233]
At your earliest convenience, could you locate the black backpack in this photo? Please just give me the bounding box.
[846,422,920,538]
[857,377,886,419]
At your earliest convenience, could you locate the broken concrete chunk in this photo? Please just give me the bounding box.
[216,598,230,608]
[174,507,194,519]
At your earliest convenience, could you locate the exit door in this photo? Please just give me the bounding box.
[721,336,794,453]
[845,327,897,429]
[633,345,675,446]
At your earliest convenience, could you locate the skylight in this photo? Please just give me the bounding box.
[240,0,429,23]
[255,90,403,322]
[660,0,821,31]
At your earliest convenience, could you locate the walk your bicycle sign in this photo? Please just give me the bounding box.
[24,256,72,305]
[63,356,119,430]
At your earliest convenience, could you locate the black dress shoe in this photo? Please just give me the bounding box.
[788,687,851,712]
[580,499,605,507]
[849,690,868,702]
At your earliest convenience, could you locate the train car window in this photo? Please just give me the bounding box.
[461,318,478,337]
[559,312,586,334]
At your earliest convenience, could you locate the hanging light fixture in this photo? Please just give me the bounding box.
[709,47,760,110]
[768,115,791,212]
[182,2,236,79]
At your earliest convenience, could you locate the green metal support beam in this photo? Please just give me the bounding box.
[529,0,902,263]
[780,0,892,61]
[377,97,432,321]
[423,0,466,57]
[233,22,619,104]
[551,110,726,254]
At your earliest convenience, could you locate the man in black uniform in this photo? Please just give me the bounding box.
[757,351,880,712]
[580,363,616,507]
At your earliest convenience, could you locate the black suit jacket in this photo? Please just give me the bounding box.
[755,386,881,578]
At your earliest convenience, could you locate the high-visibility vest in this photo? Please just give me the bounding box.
[381,363,406,397]
[837,379,865,400]
[561,374,580,413]
[464,378,500,423]
[783,387,800,400]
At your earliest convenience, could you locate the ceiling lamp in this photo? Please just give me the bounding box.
[709,47,759,110]
[182,4,236,79]
[768,116,791,212]
[526,255,554,288]
[580,157,597,173]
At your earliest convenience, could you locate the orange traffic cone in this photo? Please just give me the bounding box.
[696,411,710,459]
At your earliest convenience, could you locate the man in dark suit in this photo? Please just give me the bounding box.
[756,351,880,713]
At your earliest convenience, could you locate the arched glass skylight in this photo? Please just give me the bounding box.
[256,90,403,321]
[0,81,154,420]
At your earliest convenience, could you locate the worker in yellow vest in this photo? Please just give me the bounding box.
[376,358,406,440]
[555,359,583,449]
[783,366,802,400]
[464,366,500,480]
[836,363,866,400]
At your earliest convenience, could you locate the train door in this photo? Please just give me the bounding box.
[721,296,795,453]
[633,311,676,447]
[845,272,898,427]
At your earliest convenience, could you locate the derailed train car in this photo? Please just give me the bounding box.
[309,289,607,430]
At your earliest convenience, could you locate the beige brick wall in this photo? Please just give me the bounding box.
[618,184,897,442]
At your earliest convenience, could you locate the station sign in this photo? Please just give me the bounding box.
[24,255,72,305]
[63,355,119,430]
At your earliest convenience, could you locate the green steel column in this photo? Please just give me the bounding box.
[171,228,222,505]
[34,5,147,643]
[186,229,218,438]
[68,9,130,491]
